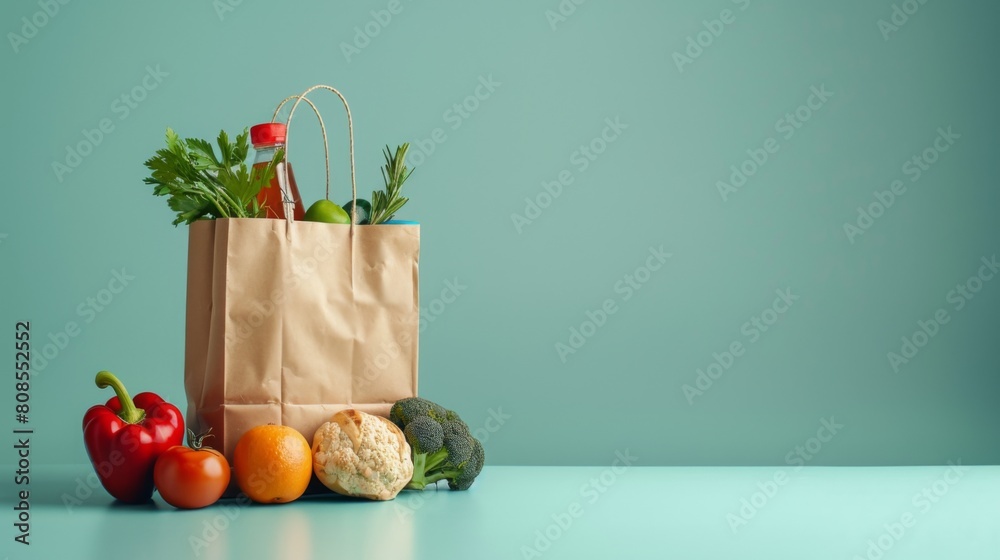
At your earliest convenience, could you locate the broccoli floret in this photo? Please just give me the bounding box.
[391,397,485,491]
[449,439,484,491]
[404,416,444,454]
[441,421,474,465]
[390,397,447,429]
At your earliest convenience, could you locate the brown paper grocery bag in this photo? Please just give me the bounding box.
[183,85,419,470]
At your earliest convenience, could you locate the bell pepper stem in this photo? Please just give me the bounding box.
[95,371,145,424]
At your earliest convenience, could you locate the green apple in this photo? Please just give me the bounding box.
[303,199,351,224]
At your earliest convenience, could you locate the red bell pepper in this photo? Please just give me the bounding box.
[82,371,184,503]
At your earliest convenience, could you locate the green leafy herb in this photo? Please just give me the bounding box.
[367,143,414,225]
[143,128,283,226]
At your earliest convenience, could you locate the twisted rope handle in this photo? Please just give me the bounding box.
[271,95,331,201]
[274,85,358,226]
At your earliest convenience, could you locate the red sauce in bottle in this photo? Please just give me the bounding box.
[249,123,305,221]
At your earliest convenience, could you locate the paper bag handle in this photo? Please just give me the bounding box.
[271,85,358,226]
[271,95,331,203]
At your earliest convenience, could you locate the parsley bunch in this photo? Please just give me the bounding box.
[143,128,283,225]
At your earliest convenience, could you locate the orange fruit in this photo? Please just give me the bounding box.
[233,424,312,504]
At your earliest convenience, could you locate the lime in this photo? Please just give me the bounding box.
[303,199,351,224]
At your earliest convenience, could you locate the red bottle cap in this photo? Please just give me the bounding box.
[250,123,287,147]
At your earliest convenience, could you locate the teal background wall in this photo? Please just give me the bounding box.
[2,0,998,467]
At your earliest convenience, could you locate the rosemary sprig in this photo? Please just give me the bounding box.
[367,143,414,225]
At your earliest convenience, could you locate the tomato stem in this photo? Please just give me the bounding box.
[188,428,215,450]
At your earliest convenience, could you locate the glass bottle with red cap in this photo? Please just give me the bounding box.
[250,122,305,221]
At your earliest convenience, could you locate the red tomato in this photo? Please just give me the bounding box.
[154,443,231,509]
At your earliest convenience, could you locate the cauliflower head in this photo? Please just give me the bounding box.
[312,409,414,501]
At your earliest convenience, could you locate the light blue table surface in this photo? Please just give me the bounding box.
[2,465,997,560]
